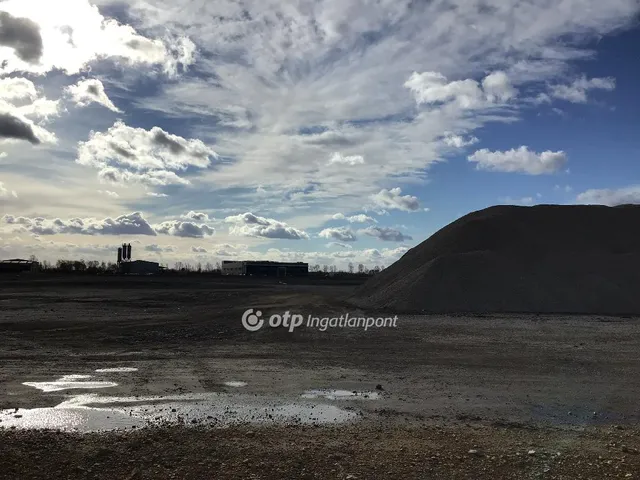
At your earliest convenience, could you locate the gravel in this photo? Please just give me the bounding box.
[352,204,640,314]
[2,424,640,479]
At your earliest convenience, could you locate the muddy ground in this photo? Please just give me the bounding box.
[1,274,640,479]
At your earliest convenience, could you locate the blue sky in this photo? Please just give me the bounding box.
[0,0,639,267]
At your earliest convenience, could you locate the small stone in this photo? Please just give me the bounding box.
[375,384,384,391]
[528,450,536,455]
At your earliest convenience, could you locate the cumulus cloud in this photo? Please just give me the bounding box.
[146,192,169,198]
[468,147,567,175]
[0,77,59,144]
[191,246,207,253]
[153,220,214,238]
[328,152,365,166]
[370,188,421,212]
[1,211,219,238]
[0,0,196,75]
[360,226,412,242]
[77,121,217,186]
[404,70,516,108]
[318,226,357,242]
[225,212,309,240]
[442,132,479,149]
[331,213,377,223]
[482,71,518,103]
[65,79,121,112]
[0,11,43,64]
[345,214,377,224]
[180,211,210,222]
[576,186,640,206]
[2,212,156,236]
[550,76,616,103]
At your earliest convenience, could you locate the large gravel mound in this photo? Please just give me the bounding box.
[351,204,640,314]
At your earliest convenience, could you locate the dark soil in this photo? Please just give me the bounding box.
[2,274,640,478]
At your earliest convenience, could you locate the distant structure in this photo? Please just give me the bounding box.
[120,260,160,275]
[221,260,308,277]
[0,258,40,274]
[116,243,160,275]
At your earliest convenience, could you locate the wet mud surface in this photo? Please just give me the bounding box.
[1,274,640,478]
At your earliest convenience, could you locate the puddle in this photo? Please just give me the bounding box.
[95,367,138,373]
[1,392,359,432]
[224,381,247,387]
[23,375,118,392]
[301,389,381,400]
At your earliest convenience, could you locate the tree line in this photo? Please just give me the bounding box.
[27,256,384,276]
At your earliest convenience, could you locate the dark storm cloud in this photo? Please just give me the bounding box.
[0,113,40,144]
[0,11,43,64]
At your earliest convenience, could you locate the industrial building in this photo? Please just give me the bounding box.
[119,260,160,275]
[222,260,308,277]
[116,243,160,275]
[0,259,40,274]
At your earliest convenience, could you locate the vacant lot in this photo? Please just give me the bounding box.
[1,274,640,478]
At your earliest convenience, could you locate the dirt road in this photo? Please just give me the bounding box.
[1,274,640,478]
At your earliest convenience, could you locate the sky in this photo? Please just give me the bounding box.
[0,0,639,268]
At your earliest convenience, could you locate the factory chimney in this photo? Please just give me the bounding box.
[127,243,132,261]
[117,247,122,264]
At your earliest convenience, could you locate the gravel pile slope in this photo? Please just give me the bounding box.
[352,204,640,314]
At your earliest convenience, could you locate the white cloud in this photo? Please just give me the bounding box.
[76,120,217,186]
[550,76,616,103]
[328,152,365,166]
[331,213,377,223]
[345,214,377,224]
[576,186,640,206]
[0,0,196,76]
[359,226,412,242]
[2,212,156,236]
[225,212,309,240]
[180,211,210,222]
[97,189,119,198]
[146,192,168,198]
[370,188,420,212]
[468,147,567,175]
[318,227,357,242]
[191,246,207,254]
[153,220,214,238]
[65,79,121,112]
[404,70,517,108]
[442,132,479,149]
[0,77,59,144]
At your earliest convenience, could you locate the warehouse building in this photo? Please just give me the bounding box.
[222,260,308,277]
[0,259,40,274]
[119,260,160,275]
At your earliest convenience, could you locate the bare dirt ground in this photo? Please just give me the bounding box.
[1,274,640,479]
